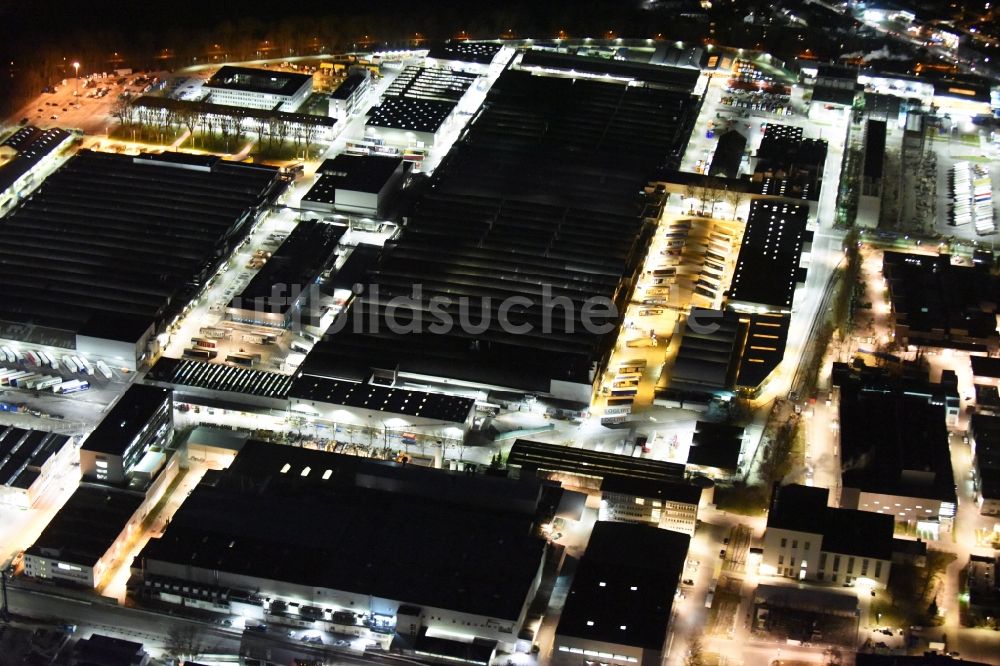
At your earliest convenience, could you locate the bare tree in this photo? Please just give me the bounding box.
[301,123,319,159]
[725,188,745,220]
[110,95,134,128]
[684,637,704,666]
[165,625,205,662]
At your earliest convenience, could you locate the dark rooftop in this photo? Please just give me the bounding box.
[728,199,810,310]
[140,441,546,620]
[600,474,702,505]
[736,312,791,389]
[556,521,688,650]
[313,154,404,194]
[427,40,504,65]
[205,65,312,97]
[508,439,686,484]
[330,72,369,101]
[81,384,170,456]
[289,374,475,424]
[768,484,895,561]
[228,220,344,317]
[687,421,745,472]
[0,126,71,198]
[668,308,742,397]
[972,355,1000,379]
[366,96,456,134]
[708,130,747,179]
[518,50,701,93]
[26,485,144,566]
[863,120,887,181]
[0,150,282,346]
[0,427,70,489]
[836,370,958,505]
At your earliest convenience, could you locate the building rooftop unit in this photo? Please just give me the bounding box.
[139,440,546,621]
[81,384,170,457]
[427,40,504,65]
[145,357,295,400]
[728,199,810,311]
[205,65,313,97]
[0,150,282,347]
[835,369,958,506]
[26,484,143,567]
[227,219,345,317]
[882,251,999,349]
[507,439,686,484]
[383,66,477,102]
[972,355,1000,380]
[366,96,457,134]
[289,374,475,424]
[0,427,70,489]
[752,123,828,202]
[768,483,895,561]
[971,413,1000,503]
[556,521,689,650]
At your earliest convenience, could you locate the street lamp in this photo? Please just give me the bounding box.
[72,61,80,97]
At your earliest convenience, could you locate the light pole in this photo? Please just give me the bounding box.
[72,61,80,97]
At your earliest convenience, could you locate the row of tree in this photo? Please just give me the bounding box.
[111,97,322,156]
[683,177,748,220]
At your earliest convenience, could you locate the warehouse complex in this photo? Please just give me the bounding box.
[0,150,284,368]
[306,57,701,401]
[203,65,314,112]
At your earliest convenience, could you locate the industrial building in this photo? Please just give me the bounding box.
[762,484,895,587]
[598,475,702,535]
[882,251,999,353]
[553,521,689,666]
[134,441,548,651]
[751,124,828,204]
[300,154,409,218]
[23,484,146,588]
[308,60,701,401]
[685,421,747,481]
[506,439,687,488]
[79,384,173,486]
[727,199,811,313]
[0,125,73,212]
[858,119,887,228]
[203,65,313,112]
[426,41,507,73]
[226,220,345,328]
[834,363,958,537]
[0,150,284,369]
[0,427,73,508]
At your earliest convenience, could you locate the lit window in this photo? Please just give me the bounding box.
[586,621,595,627]
[301,466,311,477]
[280,463,291,474]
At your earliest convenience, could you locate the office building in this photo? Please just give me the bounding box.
[835,364,958,537]
[751,124,828,204]
[966,554,1000,625]
[553,522,689,666]
[598,475,701,535]
[71,634,149,666]
[203,65,313,112]
[329,71,372,120]
[79,384,172,485]
[762,484,894,588]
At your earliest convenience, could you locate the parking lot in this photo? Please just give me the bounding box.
[10,69,161,135]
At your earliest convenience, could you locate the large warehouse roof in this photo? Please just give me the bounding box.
[427,41,504,65]
[0,150,282,344]
[306,67,700,392]
[366,96,456,134]
[140,441,545,621]
[205,65,312,97]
